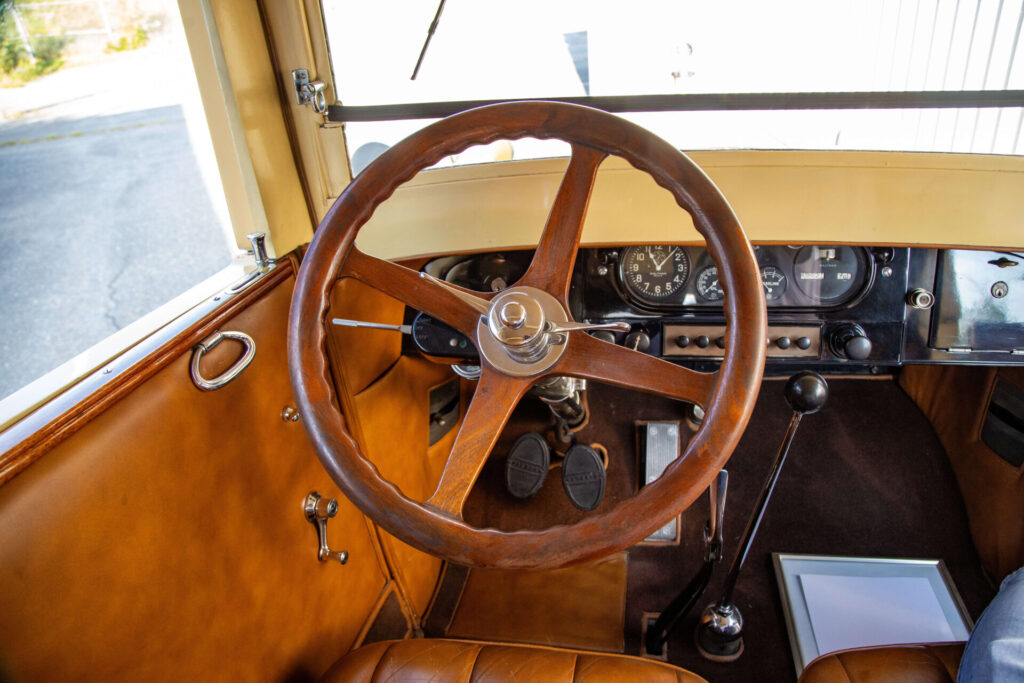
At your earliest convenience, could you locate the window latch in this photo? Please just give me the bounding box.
[292,69,327,114]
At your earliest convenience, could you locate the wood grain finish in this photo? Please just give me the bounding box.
[559,332,716,407]
[518,145,607,306]
[289,101,766,569]
[901,365,1024,582]
[427,371,531,516]
[343,248,489,339]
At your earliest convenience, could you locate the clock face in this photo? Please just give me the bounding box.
[619,245,691,302]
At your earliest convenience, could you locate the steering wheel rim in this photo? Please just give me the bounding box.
[288,102,766,570]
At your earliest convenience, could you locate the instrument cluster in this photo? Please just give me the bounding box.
[614,245,873,311]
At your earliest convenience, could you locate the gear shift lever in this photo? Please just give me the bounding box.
[695,371,828,662]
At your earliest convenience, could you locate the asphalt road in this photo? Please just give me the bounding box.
[0,104,233,399]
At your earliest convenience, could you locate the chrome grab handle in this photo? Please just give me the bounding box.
[304,492,349,564]
[189,330,256,391]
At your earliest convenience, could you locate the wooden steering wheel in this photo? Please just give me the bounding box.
[288,102,766,570]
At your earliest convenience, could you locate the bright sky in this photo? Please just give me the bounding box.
[322,0,1024,164]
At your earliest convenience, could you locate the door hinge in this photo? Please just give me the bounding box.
[292,69,327,114]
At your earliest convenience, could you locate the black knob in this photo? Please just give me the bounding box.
[591,330,616,344]
[796,336,812,350]
[776,337,791,350]
[696,335,710,348]
[676,335,691,348]
[715,336,726,349]
[784,371,829,414]
[845,335,872,360]
[829,324,872,361]
[625,331,651,352]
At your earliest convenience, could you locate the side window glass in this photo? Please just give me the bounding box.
[0,0,235,402]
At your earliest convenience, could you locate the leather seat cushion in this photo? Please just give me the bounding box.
[799,643,965,682]
[321,639,707,682]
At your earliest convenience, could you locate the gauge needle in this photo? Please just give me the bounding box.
[648,246,676,271]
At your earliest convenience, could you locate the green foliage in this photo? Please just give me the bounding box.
[106,25,148,53]
[0,0,71,83]
[0,0,27,75]
[29,34,68,74]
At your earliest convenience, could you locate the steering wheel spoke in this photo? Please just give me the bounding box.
[426,370,533,518]
[343,248,490,338]
[556,331,717,408]
[518,145,606,303]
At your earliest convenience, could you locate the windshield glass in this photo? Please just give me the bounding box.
[322,0,1024,168]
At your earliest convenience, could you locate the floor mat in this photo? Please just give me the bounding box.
[458,378,996,681]
[444,552,628,653]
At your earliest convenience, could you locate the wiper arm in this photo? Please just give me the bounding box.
[411,0,447,80]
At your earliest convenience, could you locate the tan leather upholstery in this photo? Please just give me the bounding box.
[321,639,707,682]
[799,643,965,683]
[0,272,390,680]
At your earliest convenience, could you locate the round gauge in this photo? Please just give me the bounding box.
[619,245,690,301]
[760,265,788,300]
[792,246,865,303]
[696,265,725,302]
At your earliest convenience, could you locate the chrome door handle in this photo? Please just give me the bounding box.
[189,330,255,391]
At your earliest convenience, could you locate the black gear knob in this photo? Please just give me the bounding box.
[784,371,828,415]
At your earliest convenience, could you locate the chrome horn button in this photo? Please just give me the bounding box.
[478,286,569,377]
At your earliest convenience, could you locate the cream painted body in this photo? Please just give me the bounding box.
[357,151,1024,260]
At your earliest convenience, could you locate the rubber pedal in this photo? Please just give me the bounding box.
[505,432,550,499]
[562,443,606,511]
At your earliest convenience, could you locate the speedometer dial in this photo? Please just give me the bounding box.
[792,246,865,303]
[619,245,690,302]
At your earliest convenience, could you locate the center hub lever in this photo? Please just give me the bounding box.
[695,371,828,662]
[644,469,728,656]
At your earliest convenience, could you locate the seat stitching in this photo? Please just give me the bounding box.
[835,653,854,683]
[466,643,483,683]
[368,642,393,683]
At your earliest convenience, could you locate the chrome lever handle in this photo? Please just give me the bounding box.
[705,470,728,561]
[419,272,491,315]
[331,318,412,334]
[304,492,348,564]
[547,320,631,335]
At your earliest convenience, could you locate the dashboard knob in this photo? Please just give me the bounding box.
[906,288,935,310]
[796,336,812,350]
[696,335,710,348]
[625,331,651,352]
[591,330,616,344]
[829,324,872,361]
[775,337,791,350]
[715,336,726,349]
[675,335,691,348]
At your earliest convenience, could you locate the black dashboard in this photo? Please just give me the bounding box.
[407,245,1024,374]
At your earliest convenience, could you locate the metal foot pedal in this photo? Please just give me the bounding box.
[505,432,550,499]
[562,443,606,510]
[638,421,682,542]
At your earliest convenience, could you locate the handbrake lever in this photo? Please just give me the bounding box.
[644,469,729,656]
[705,470,728,562]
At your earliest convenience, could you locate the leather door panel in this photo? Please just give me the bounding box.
[0,267,388,681]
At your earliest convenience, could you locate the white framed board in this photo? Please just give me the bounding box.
[773,553,973,676]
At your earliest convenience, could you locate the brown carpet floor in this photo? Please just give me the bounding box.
[451,377,995,682]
